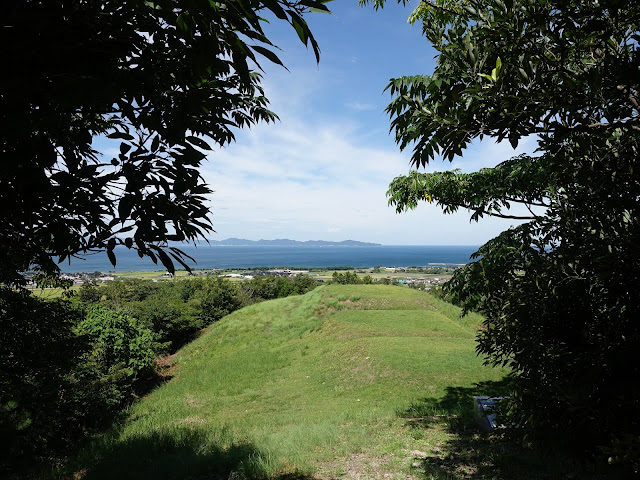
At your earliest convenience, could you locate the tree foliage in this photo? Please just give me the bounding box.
[370,0,640,468]
[3,274,318,471]
[331,270,360,284]
[76,305,156,378]
[75,275,319,352]
[0,0,329,285]
[0,292,154,469]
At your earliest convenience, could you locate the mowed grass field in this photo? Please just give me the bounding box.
[62,285,561,480]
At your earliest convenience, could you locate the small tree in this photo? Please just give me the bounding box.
[78,280,102,304]
[77,305,155,379]
[195,277,243,324]
[0,290,84,462]
[370,0,640,467]
[1,294,155,465]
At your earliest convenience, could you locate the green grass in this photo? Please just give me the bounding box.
[26,285,80,298]
[59,285,592,480]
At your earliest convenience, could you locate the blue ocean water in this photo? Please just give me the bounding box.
[58,245,480,273]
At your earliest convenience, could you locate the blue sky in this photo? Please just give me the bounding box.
[102,1,537,246]
[198,1,538,245]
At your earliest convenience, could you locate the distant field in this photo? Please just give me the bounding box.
[57,285,570,480]
[26,285,80,298]
[23,270,451,297]
[58,268,453,283]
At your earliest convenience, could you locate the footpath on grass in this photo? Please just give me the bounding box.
[63,285,576,480]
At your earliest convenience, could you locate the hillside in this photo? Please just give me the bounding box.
[67,286,522,480]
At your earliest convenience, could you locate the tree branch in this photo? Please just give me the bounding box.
[617,85,640,113]
[524,203,544,220]
[585,122,640,132]
[418,0,461,16]
[504,197,551,208]
[530,121,640,134]
[477,212,535,220]
[456,203,535,220]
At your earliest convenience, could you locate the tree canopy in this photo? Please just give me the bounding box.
[371,0,640,469]
[0,0,329,286]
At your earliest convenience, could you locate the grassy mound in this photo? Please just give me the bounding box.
[66,285,513,479]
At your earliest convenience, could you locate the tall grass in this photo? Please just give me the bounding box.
[60,285,512,479]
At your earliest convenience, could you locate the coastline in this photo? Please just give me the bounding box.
[56,244,480,274]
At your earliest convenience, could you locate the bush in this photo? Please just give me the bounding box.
[129,295,202,353]
[76,305,155,379]
[77,280,102,303]
[331,271,361,284]
[99,278,158,304]
[1,289,84,465]
[193,277,243,324]
[1,292,155,471]
[240,275,317,301]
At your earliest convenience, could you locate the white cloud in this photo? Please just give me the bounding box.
[90,2,533,247]
[200,99,531,245]
[193,16,538,246]
[345,101,377,111]
[448,135,539,172]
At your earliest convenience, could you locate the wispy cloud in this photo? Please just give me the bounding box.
[200,99,529,244]
[345,101,377,111]
[193,2,537,245]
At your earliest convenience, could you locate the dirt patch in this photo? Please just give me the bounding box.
[180,415,206,426]
[72,468,88,480]
[316,451,419,480]
[419,454,481,478]
[155,353,177,376]
[184,394,203,408]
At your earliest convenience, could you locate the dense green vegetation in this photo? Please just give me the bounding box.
[4,0,639,476]
[1,0,329,285]
[1,275,316,475]
[52,285,521,480]
[374,0,640,469]
[331,271,373,284]
[1,1,329,471]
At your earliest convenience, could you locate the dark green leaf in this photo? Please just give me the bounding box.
[250,45,286,68]
[107,132,134,141]
[185,136,212,150]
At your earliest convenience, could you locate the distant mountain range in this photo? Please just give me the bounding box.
[206,238,380,247]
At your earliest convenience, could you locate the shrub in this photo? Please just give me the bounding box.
[1,289,84,464]
[76,305,155,379]
[77,280,102,303]
[1,292,156,470]
[195,277,242,324]
[331,271,361,284]
[100,278,157,305]
[129,296,202,353]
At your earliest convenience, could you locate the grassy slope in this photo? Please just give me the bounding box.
[68,285,527,480]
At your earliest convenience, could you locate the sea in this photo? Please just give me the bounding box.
[58,245,480,273]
